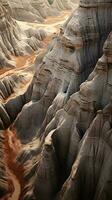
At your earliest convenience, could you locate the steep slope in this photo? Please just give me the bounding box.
[7,0,46,22]
[0,0,112,200]
[52,0,74,10]
[0,3,46,69]
[0,5,73,199]
[6,0,112,141]
[5,0,75,22]
[17,30,112,200]
[59,101,112,200]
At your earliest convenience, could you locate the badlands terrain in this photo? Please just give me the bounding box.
[0,0,112,200]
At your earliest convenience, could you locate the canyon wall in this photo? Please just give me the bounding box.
[0,3,46,68]
[4,0,75,22]
[17,30,112,200]
[9,0,112,142]
[0,0,112,199]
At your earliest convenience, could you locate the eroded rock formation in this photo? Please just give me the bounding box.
[52,0,74,11]
[59,102,112,200]
[5,0,75,23]
[0,3,46,68]
[16,30,112,200]
[0,131,9,198]
[0,0,112,199]
[8,0,46,22]
[11,0,112,143]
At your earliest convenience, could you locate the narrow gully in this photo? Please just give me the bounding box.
[0,11,72,199]
[3,130,25,200]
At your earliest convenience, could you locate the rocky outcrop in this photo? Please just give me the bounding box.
[0,0,112,199]
[0,0,111,139]
[11,0,112,143]
[52,0,75,10]
[6,0,75,23]
[31,0,57,19]
[16,30,112,200]
[0,131,9,198]
[0,3,46,68]
[59,102,112,200]
[8,0,45,22]
[0,70,32,101]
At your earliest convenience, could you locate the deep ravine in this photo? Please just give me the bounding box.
[0,1,112,200]
[0,11,73,200]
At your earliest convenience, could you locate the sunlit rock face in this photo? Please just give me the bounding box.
[52,0,75,10]
[0,3,46,68]
[6,0,74,22]
[8,0,45,22]
[0,3,18,68]
[31,0,58,19]
[16,31,112,200]
[0,0,112,199]
[10,0,112,143]
[0,69,34,130]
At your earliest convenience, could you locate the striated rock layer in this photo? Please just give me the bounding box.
[5,0,75,22]
[17,30,112,200]
[8,0,47,22]
[52,0,75,11]
[0,3,46,68]
[59,102,112,200]
[7,0,112,141]
[0,131,9,198]
[0,0,112,199]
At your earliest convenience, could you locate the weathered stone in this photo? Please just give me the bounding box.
[0,3,47,68]
[0,131,9,197]
[0,0,112,199]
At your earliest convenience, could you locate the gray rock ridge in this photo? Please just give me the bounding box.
[0,0,111,134]
[17,30,112,200]
[43,0,112,92]
[59,102,112,200]
[0,72,34,129]
[0,0,112,199]
[0,0,111,130]
[8,0,46,22]
[0,73,30,102]
[11,0,112,142]
[80,0,112,7]
[0,3,46,68]
[52,0,75,11]
[5,0,75,23]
